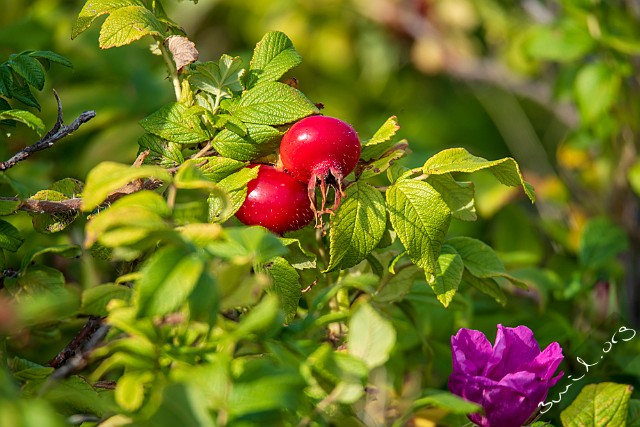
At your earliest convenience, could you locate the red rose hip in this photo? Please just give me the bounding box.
[235,164,314,234]
[279,116,361,218]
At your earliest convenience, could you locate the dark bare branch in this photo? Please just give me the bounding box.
[0,92,96,171]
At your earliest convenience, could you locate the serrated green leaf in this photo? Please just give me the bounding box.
[229,81,319,125]
[10,82,40,110]
[265,257,300,323]
[148,383,216,427]
[136,247,204,318]
[183,157,246,182]
[575,62,621,124]
[431,244,463,307]
[359,145,406,180]
[326,183,386,272]
[427,174,476,221]
[560,382,632,427]
[190,55,244,99]
[247,31,302,87]
[173,162,219,192]
[28,51,73,69]
[462,270,506,305]
[578,218,629,269]
[98,6,164,49]
[211,124,282,161]
[348,302,396,369]
[37,375,109,417]
[0,219,24,252]
[361,116,400,161]
[0,110,45,135]
[81,284,132,316]
[208,166,259,222]
[82,161,171,211]
[447,236,527,289]
[8,54,45,91]
[0,64,13,97]
[21,244,81,271]
[422,148,535,202]
[140,102,209,145]
[386,179,451,282]
[138,133,184,168]
[72,0,144,39]
[280,237,316,269]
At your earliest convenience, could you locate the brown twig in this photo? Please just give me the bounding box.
[0,90,96,171]
[48,316,104,369]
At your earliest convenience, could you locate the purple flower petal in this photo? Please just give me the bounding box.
[484,325,541,380]
[451,328,493,376]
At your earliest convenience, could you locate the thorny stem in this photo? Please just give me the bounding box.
[156,36,182,101]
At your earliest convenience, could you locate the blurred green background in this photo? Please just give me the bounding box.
[1,0,640,422]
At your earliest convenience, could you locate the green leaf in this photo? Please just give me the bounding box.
[422,148,535,202]
[0,219,24,252]
[361,116,400,161]
[38,375,109,417]
[578,217,629,269]
[426,174,476,221]
[280,237,316,269]
[229,81,319,125]
[247,31,302,87]
[82,161,171,211]
[136,247,204,318]
[524,21,595,62]
[628,399,640,427]
[359,144,406,180]
[411,392,481,414]
[208,166,259,222]
[326,183,386,271]
[115,371,153,412]
[208,226,287,264]
[72,0,144,39]
[8,53,45,90]
[348,302,396,369]
[140,102,209,145]
[84,190,171,250]
[265,257,300,323]
[462,270,506,305]
[190,55,244,99]
[447,236,527,289]
[21,244,81,270]
[431,245,464,307]
[81,284,132,316]
[28,51,73,69]
[98,6,164,49]
[233,294,282,337]
[574,62,621,124]
[374,265,422,303]
[10,81,40,110]
[386,178,451,282]
[183,157,246,182]
[0,200,20,216]
[138,133,184,168]
[211,124,282,161]
[148,383,215,427]
[0,110,45,135]
[560,382,632,427]
[0,64,13,98]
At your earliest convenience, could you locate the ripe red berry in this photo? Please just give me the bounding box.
[279,116,361,217]
[235,164,314,234]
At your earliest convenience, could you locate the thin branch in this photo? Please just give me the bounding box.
[0,178,163,214]
[0,91,96,171]
[48,316,104,369]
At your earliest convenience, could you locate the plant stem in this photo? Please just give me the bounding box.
[156,36,182,101]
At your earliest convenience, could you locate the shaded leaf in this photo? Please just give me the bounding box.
[8,53,45,90]
[265,257,300,323]
[190,55,244,99]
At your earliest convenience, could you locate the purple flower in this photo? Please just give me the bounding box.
[448,324,564,427]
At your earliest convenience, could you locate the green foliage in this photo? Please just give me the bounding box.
[1,1,638,427]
